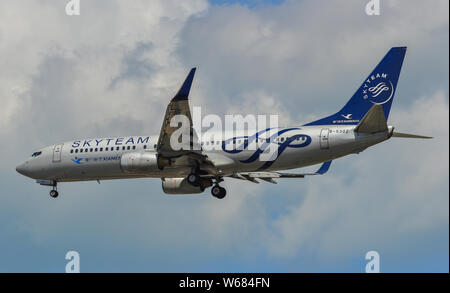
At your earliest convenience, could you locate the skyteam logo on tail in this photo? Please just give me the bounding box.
[362,73,394,105]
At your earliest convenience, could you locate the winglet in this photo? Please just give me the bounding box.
[172,67,196,101]
[315,160,332,175]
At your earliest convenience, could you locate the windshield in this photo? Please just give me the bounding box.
[31,151,42,157]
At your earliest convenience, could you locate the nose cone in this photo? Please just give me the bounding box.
[16,162,28,176]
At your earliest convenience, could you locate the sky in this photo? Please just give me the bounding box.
[0,0,448,272]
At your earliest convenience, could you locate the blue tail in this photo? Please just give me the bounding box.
[305,47,407,126]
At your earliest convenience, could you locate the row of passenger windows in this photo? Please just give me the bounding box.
[71,144,156,154]
[70,136,305,153]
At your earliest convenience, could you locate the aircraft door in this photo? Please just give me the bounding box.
[52,144,63,163]
[320,129,330,149]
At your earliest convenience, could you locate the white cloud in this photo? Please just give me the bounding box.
[0,0,448,272]
[264,90,449,262]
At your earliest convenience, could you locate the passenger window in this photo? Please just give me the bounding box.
[85,149,88,152]
[100,148,103,151]
[116,147,119,151]
[132,146,136,150]
[75,149,79,153]
[105,147,108,151]
[122,146,125,150]
[80,149,83,153]
[70,149,73,153]
[127,146,130,150]
[154,144,157,149]
[144,145,147,149]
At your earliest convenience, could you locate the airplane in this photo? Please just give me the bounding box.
[16,46,432,199]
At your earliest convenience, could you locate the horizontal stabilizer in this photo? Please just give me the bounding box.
[315,160,332,174]
[229,161,332,183]
[392,132,433,139]
[354,104,388,134]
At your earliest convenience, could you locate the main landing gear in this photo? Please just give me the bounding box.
[211,185,226,199]
[187,169,227,199]
[187,172,201,187]
[211,176,226,199]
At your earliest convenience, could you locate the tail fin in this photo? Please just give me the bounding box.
[305,47,407,126]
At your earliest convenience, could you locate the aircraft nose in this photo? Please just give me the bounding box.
[16,162,28,176]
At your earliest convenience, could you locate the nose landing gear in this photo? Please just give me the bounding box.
[49,189,59,198]
[49,182,59,198]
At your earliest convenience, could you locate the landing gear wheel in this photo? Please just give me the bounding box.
[211,185,226,199]
[187,173,201,187]
[49,190,59,198]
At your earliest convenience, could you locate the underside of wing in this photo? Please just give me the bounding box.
[157,68,201,157]
[156,68,222,175]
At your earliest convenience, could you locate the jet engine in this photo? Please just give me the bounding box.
[120,152,159,173]
[162,177,212,194]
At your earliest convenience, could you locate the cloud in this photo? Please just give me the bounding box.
[263,90,448,264]
[0,0,448,272]
[178,0,449,122]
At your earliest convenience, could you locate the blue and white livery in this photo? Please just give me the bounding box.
[16,47,432,199]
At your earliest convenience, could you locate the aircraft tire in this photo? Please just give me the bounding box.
[211,185,226,199]
[187,173,200,186]
[49,190,59,198]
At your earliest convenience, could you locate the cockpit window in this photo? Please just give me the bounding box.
[31,151,42,157]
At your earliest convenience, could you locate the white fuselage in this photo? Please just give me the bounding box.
[16,125,392,182]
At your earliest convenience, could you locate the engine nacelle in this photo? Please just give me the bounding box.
[162,178,211,194]
[120,152,159,173]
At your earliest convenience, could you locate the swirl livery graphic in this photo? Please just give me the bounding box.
[221,127,272,155]
[222,128,312,169]
[368,82,390,97]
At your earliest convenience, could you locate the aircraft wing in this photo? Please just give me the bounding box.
[229,161,332,184]
[156,68,222,174]
[157,68,202,157]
